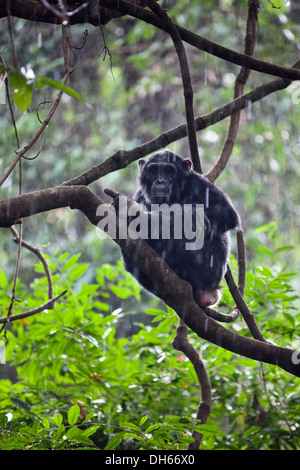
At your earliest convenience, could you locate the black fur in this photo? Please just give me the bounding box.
[122,150,240,306]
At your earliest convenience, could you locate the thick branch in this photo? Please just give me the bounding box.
[3,0,300,82]
[0,187,299,377]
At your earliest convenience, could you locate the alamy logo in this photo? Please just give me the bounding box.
[0,84,5,105]
[290,81,300,105]
[96,197,205,251]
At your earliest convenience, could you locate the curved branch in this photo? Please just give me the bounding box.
[10,226,53,300]
[206,0,259,182]
[172,318,212,450]
[63,73,293,187]
[225,265,266,342]
[147,0,201,172]
[4,0,300,82]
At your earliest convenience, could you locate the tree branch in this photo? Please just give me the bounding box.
[0,186,299,377]
[0,21,73,187]
[172,318,212,450]
[3,0,300,82]
[63,73,293,187]
[147,0,201,172]
[0,291,67,325]
[10,226,54,300]
[206,0,259,182]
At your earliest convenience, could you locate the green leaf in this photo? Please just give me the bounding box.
[66,426,81,440]
[104,432,125,450]
[122,421,140,432]
[35,76,85,102]
[144,308,167,316]
[0,268,8,289]
[144,423,162,434]
[53,413,63,426]
[153,434,166,449]
[42,417,50,430]
[62,254,81,270]
[235,359,259,368]
[191,424,219,436]
[139,416,148,426]
[9,73,32,111]
[110,285,135,299]
[81,425,100,437]
[32,419,40,435]
[11,397,31,412]
[67,404,80,426]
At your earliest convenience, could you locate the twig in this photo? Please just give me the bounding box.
[10,226,53,300]
[0,291,67,326]
[202,305,240,323]
[3,14,23,319]
[6,0,19,71]
[0,22,73,187]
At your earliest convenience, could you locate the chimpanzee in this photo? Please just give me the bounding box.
[115,149,240,307]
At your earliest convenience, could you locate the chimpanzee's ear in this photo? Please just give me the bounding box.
[138,159,146,168]
[183,158,193,170]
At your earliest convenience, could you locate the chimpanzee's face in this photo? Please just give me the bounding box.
[146,162,177,203]
[138,150,192,204]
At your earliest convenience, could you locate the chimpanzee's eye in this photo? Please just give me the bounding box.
[147,163,158,176]
[164,164,177,177]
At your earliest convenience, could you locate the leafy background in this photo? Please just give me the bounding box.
[0,0,300,450]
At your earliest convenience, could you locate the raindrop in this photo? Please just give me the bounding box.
[205,187,210,208]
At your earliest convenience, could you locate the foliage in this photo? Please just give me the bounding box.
[0,238,300,450]
[1,0,300,452]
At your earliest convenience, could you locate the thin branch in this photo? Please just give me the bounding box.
[225,265,266,342]
[10,226,53,300]
[147,0,201,172]
[202,305,240,323]
[206,0,259,182]
[0,291,67,326]
[172,318,212,450]
[62,71,294,188]
[4,11,24,319]
[0,22,73,187]
[6,0,19,71]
